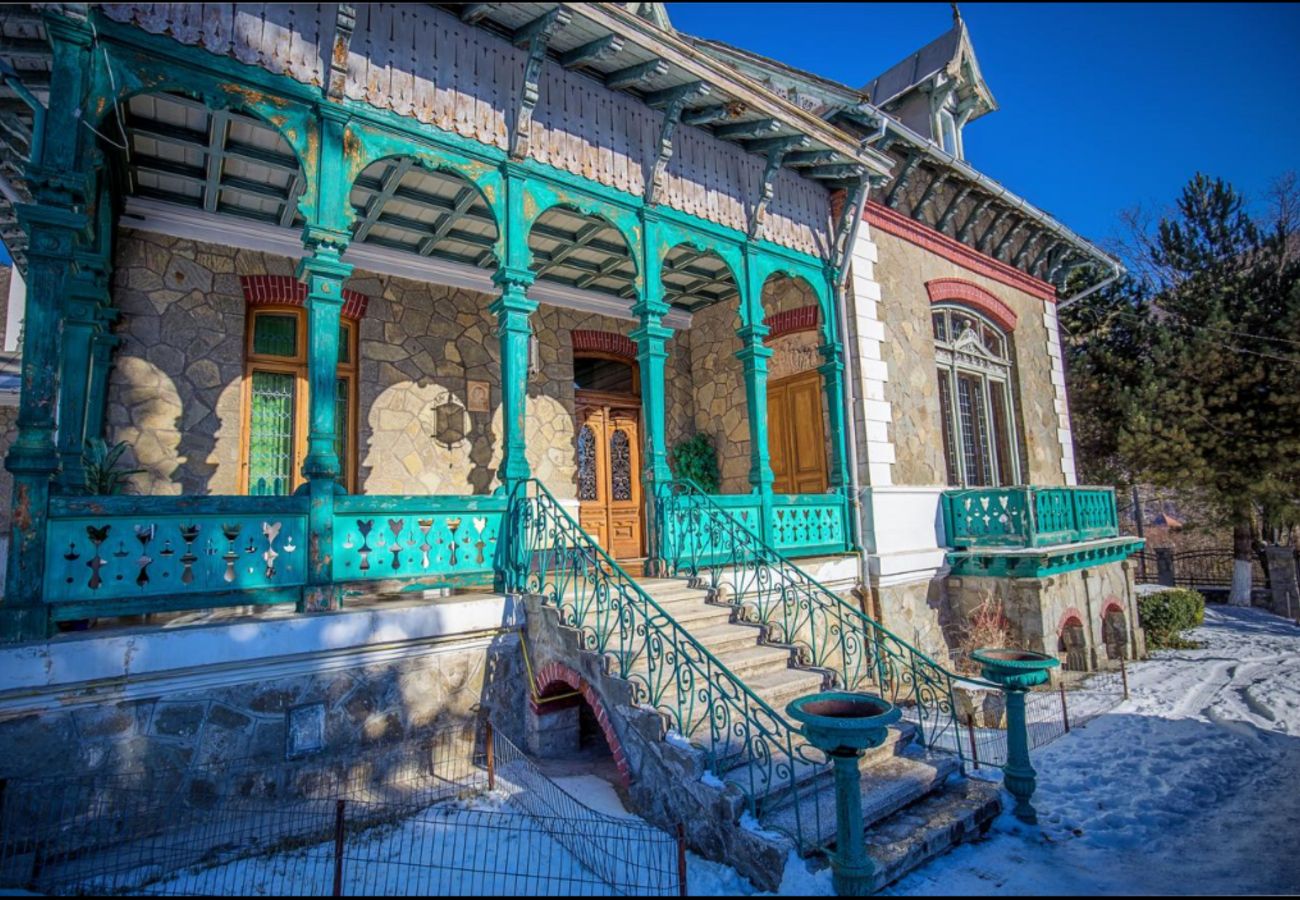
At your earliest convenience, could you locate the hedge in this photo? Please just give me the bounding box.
[1137,588,1206,649]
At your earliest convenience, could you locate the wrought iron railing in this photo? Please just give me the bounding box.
[656,478,990,761]
[501,478,831,844]
[942,486,1120,550]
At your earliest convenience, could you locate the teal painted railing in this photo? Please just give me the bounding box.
[658,478,991,763]
[331,495,504,588]
[657,492,850,563]
[770,494,850,557]
[502,478,836,848]
[942,486,1120,550]
[43,495,309,619]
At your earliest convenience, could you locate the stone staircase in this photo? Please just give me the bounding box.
[554,573,1001,891]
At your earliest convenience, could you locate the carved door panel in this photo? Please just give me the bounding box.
[768,384,793,494]
[766,370,829,495]
[605,407,643,560]
[576,406,609,551]
[575,398,644,560]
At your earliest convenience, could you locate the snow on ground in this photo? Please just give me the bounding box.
[885,605,1300,896]
[688,605,1300,896]
[92,605,1300,896]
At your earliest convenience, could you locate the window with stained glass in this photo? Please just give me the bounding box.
[932,305,1020,487]
[244,308,357,494]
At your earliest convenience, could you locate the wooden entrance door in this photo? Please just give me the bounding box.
[767,370,829,494]
[576,395,644,560]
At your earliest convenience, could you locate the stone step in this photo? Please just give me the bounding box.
[861,776,1002,892]
[625,641,793,684]
[759,750,961,848]
[639,583,715,605]
[713,719,913,807]
[686,620,768,655]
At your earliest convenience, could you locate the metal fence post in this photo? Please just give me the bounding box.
[965,714,980,770]
[486,721,496,792]
[676,823,688,898]
[1059,679,1070,734]
[1119,656,1129,701]
[333,799,347,897]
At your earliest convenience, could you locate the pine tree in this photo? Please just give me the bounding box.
[1062,174,1300,604]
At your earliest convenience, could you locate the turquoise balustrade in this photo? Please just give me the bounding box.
[942,486,1120,550]
[331,495,505,588]
[770,494,850,557]
[502,478,837,850]
[44,495,309,619]
[657,478,992,765]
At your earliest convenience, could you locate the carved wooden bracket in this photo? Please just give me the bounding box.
[748,135,810,240]
[646,82,711,207]
[511,8,573,160]
[326,4,356,101]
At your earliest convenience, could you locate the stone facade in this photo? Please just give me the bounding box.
[688,297,750,493]
[870,228,1066,488]
[874,574,952,662]
[105,230,699,501]
[0,629,522,785]
[947,559,1144,670]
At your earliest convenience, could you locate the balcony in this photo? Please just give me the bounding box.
[941,486,1141,578]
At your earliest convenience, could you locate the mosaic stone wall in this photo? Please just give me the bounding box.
[104,231,699,500]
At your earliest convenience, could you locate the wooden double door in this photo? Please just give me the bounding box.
[767,370,829,495]
[576,393,643,560]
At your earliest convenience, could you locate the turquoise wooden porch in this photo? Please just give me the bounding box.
[0,7,865,640]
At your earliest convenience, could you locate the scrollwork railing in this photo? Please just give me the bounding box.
[658,478,989,760]
[502,479,831,843]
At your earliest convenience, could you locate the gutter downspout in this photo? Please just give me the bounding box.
[834,177,873,596]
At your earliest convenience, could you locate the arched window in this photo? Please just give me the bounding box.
[932,305,1020,487]
[242,306,358,495]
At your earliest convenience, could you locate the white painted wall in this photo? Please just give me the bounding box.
[4,265,23,353]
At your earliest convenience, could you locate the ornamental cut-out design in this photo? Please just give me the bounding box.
[577,425,598,501]
[610,429,632,501]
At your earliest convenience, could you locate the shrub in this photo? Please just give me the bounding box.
[1137,588,1206,650]
[670,433,720,494]
[951,592,1012,676]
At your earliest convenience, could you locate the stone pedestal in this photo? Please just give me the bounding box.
[1262,546,1299,620]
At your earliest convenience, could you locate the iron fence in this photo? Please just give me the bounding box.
[0,721,682,897]
[933,656,1130,770]
[1133,548,1268,590]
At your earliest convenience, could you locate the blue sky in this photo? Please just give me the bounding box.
[3,4,1294,268]
[667,1,1300,254]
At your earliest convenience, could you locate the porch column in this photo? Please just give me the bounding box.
[84,309,121,446]
[738,246,775,544]
[2,12,91,640]
[820,270,853,499]
[490,265,537,492]
[633,213,673,568]
[54,254,108,492]
[297,230,352,612]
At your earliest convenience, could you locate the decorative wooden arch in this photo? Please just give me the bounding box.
[926,278,1019,332]
[240,275,370,319]
[519,179,643,297]
[571,330,637,363]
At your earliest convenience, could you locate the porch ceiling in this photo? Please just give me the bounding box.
[115,92,741,314]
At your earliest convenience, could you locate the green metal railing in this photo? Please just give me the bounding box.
[941,486,1120,550]
[657,478,991,762]
[501,478,836,846]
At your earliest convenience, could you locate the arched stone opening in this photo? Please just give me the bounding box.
[1057,614,1089,672]
[528,662,631,790]
[1101,601,1129,662]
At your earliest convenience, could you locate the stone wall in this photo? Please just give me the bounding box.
[105,230,699,500]
[0,631,522,787]
[874,574,952,662]
[947,559,1143,669]
[688,297,750,493]
[871,229,1065,487]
